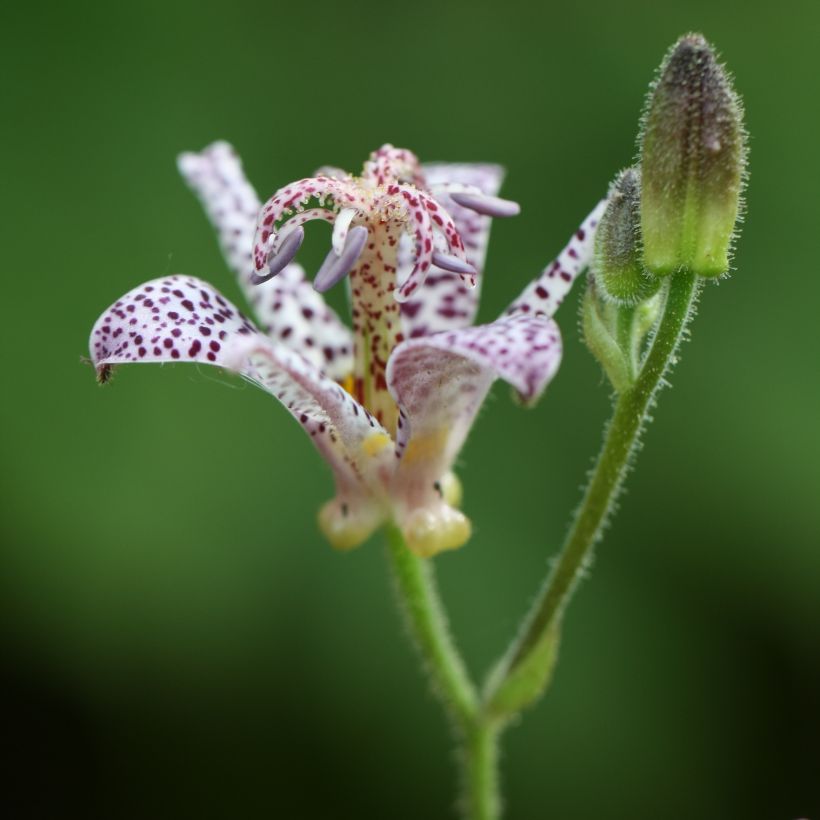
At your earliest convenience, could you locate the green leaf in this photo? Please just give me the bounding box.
[484,624,560,722]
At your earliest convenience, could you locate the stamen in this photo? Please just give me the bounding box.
[250,226,304,285]
[332,208,358,255]
[431,251,477,276]
[450,192,521,218]
[314,226,369,293]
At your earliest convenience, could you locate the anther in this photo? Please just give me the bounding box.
[250,226,305,285]
[450,192,521,218]
[432,251,477,276]
[314,226,369,293]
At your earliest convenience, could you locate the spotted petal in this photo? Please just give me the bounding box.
[90,275,395,545]
[506,200,607,319]
[400,163,505,338]
[387,314,562,503]
[178,141,354,380]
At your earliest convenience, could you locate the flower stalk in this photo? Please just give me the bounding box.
[386,269,699,820]
[385,522,501,819]
[487,269,699,694]
[384,522,478,731]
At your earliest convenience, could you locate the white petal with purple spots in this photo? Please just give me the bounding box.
[178,142,354,380]
[399,163,506,338]
[506,200,607,319]
[387,314,563,505]
[90,276,393,500]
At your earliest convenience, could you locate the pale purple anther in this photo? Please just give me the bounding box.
[450,192,521,218]
[314,225,370,293]
[431,251,477,276]
[250,226,305,285]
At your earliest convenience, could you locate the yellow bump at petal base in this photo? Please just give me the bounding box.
[439,471,463,508]
[318,498,382,552]
[361,432,392,458]
[402,504,472,559]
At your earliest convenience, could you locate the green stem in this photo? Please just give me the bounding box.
[386,269,698,818]
[461,722,501,820]
[615,302,638,379]
[385,524,502,818]
[385,522,479,731]
[487,268,699,688]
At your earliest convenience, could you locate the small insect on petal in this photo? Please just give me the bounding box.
[450,192,521,218]
[314,226,369,293]
[431,251,477,276]
[250,226,305,285]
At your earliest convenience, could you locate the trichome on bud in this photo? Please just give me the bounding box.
[593,167,660,305]
[640,33,747,278]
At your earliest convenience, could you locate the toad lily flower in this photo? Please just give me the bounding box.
[89,142,605,557]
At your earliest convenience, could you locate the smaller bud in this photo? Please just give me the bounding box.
[593,168,660,305]
[640,33,746,278]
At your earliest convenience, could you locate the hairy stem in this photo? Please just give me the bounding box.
[487,268,699,694]
[385,522,478,730]
[461,722,501,820]
[385,524,502,818]
[386,269,698,819]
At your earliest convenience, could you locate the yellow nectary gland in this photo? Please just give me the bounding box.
[402,504,472,558]
[318,496,384,551]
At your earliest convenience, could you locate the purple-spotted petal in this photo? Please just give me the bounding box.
[177,142,260,285]
[90,275,395,507]
[400,163,505,338]
[230,336,397,497]
[89,275,259,381]
[386,314,562,506]
[506,200,607,319]
[177,142,354,380]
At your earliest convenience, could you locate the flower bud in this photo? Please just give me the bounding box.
[593,167,660,305]
[640,33,746,278]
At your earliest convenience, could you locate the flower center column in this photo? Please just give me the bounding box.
[348,218,404,436]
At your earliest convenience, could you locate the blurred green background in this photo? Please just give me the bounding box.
[2,0,818,817]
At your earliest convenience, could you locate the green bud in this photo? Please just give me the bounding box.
[593,167,660,305]
[640,33,746,278]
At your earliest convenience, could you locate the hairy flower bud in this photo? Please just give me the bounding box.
[640,33,746,278]
[593,167,660,305]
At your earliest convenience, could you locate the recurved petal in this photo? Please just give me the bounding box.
[387,314,562,508]
[177,141,260,286]
[252,265,354,381]
[89,274,259,380]
[423,163,505,272]
[399,163,505,338]
[506,200,607,319]
[178,141,354,380]
[90,276,395,505]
